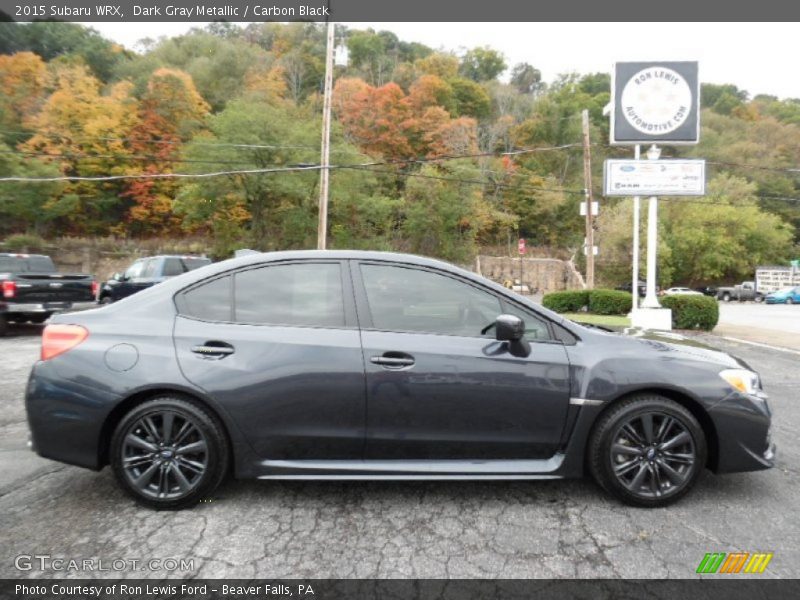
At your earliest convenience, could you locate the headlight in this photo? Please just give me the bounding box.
[719,368,761,395]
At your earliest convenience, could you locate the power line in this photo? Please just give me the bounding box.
[0,164,325,182]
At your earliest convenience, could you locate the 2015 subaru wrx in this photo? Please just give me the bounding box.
[25,251,775,509]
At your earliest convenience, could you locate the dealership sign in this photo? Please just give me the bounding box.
[611,62,700,145]
[604,159,706,196]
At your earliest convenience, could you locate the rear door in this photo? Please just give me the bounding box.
[353,261,571,460]
[173,260,366,460]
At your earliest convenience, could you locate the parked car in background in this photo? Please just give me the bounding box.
[0,253,96,336]
[661,287,703,297]
[98,255,211,303]
[694,286,719,297]
[765,286,800,305]
[716,281,764,303]
[615,280,655,298]
[26,250,774,510]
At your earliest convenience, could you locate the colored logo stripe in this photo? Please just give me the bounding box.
[697,552,773,574]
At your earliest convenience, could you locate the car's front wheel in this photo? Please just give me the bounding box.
[588,394,706,508]
[787,298,794,305]
[110,396,229,510]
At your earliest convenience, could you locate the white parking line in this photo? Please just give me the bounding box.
[718,335,800,356]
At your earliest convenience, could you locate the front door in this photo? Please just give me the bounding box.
[173,260,365,460]
[354,262,571,460]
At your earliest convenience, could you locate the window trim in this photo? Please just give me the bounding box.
[352,260,560,343]
[174,259,358,330]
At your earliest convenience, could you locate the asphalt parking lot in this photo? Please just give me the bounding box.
[1,324,798,579]
[716,302,800,351]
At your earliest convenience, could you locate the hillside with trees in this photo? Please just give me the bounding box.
[0,21,798,286]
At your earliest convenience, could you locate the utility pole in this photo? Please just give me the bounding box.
[581,109,595,289]
[316,21,335,250]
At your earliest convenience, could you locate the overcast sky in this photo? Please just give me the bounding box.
[84,22,800,99]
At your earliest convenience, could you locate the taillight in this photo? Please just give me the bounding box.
[41,324,89,361]
[91,280,100,298]
[2,280,16,299]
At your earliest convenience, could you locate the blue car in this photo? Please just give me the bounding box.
[765,286,800,304]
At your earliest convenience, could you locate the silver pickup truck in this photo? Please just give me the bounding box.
[716,281,764,303]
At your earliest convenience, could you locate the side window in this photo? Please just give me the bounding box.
[180,276,232,322]
[124,260,146,279]
[500,300,552,341]
[162,258,185,277]
[141,259,159,278]
[234,263,344,327]
[360,264,502,337]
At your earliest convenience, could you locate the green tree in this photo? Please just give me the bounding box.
[459,46,507,82]
[510,63,544,95]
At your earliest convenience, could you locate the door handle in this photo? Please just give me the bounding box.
[191,342,235,358]
[370,353,415,369]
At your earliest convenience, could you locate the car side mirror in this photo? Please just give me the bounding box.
[495,314,524,341]
[494,314,531,357]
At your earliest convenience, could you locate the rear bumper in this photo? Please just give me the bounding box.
[25,360,120,470]
[5,302,72,314]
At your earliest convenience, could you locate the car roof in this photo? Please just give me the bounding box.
[94,250,580,334]
[132,254,210,260]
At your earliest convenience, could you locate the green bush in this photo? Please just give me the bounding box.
[541,290,590,313]
[588,289,633,315]
[661,295,719,331]
[2,233,46,252]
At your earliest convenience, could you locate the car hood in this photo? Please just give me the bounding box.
[590,326,749,369]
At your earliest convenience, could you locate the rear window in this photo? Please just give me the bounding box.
[182,257,211,271]
[0,255,56,273]
[178,262,345,328]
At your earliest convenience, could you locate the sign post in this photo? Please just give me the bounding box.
[609,61,700,330]
[518,238,525,292]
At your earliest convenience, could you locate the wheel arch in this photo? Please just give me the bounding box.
[590,387,719,471]
[98,387,235,470]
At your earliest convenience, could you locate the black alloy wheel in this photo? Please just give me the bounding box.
[588,395,706,507]
[111,396,229,509]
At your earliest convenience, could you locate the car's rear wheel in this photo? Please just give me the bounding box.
[110,396,229,510]
[588,394,706,508]
[721,293,731,302]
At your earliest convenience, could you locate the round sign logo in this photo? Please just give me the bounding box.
[620,67,692,135]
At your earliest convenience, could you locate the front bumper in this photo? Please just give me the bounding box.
[709,390,775,473]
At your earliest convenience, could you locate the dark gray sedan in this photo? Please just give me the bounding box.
[25,251,775,509]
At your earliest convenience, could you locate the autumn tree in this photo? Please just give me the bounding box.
[0,52,48,144]
[123,68,209,235]
[23,64,139,233]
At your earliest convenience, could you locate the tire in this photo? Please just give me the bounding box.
[0,315,7,337]
[721,293,731,302]
[99,295,112,305]
[754,295,764,303]
[787,298,794,305]
[110,396,229,510]
[28,314,50,324]
[587,394,706,508]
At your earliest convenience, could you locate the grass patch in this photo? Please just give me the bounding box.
[563,313,631,328]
